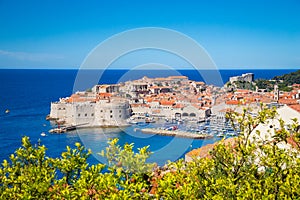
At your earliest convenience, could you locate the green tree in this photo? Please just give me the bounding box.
[0,137,56,199]
[1,105,300,199]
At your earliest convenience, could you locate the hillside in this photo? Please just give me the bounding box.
[273,69,300,85]
[255,69,300,92]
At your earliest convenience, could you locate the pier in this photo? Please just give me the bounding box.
[48,123,89,134]
[141,128,213,139]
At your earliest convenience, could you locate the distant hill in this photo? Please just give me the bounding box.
[255,69,300,92]
[273,69,300,85]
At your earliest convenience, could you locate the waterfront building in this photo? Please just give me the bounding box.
[229,73,254,83]
[51,73,273,128]
[49,72,300,130]
[49,94,130,127]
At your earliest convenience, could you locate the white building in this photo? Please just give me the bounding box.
[92,84,120,93]
[191,81,206,92]
[50,98,131,127]
[229,73,254,83]
[250,105,300,143]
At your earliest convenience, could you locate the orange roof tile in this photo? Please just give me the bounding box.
[186,143,214,159]
[168,76,188,79]
[279,99,297,105]
[146,99,153,103]
[160,100,175,106]
[152,109,161,114]
[130,104,150,108]
[186,138,237,159]
[218,108,233,113]
[226,100,245,105]
[235,89,252,94]
[289,104,300,112]
[155,77,170,81]
[194,81,205,85]
[98,93,112,97]
[173,104,184,109]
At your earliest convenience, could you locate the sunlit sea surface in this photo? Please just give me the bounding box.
[0,69,296,165]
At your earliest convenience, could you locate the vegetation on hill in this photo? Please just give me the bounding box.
[255,78,274,91]
[232,80,256,90]
[255,69,300,92]
[1,105,300,199]
[273,69,300,85]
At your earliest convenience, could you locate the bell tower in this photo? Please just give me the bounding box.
[274,84,279,102]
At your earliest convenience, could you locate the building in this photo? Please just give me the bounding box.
[185,105,300,162]
[92,84,120,94]
[274,84,279,102]
[49,75,214,127]
[49,97,131,127]
[168,76,188,84]
[250,105,300,143]
[229,73,254,83]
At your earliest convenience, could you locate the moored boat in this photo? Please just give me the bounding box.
[49,128,66,134]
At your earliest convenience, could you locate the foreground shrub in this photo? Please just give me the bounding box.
[1,106,300,199]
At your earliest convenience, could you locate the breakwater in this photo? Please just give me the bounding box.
[141,128,213,139]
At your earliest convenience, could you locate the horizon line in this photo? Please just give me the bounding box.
[0,67,299,70]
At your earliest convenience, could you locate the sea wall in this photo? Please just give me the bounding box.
[49,99,131,127]
[94,100,130,126]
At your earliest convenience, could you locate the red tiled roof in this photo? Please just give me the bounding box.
[226,100,245,105]
[235,89,252,94]
[186,138,237,159]
[130,104,150,108]
[173,104,184,109]
[279,98,297,105]
[289,104,300,112]
[168,76,188,79]
[98,93,112,97]
[160,100,175,106]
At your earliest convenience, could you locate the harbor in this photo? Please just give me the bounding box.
[48,125,76,133]
[48,123,89,133]
[141,127,214,139]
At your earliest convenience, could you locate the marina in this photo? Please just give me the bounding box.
[141,128,214,139]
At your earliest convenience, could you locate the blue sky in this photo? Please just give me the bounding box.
[0,0,299,69]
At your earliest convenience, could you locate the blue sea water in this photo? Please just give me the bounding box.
[0,69,297,165]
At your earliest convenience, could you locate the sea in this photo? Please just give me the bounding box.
[0,69,297,166]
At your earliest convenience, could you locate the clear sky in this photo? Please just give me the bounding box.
[0,0,299,69]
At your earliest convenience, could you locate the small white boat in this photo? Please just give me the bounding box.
[129,120,138,124]
[127,117,139,124]
[216,132,225,137]
[145,117,155,123]
[133,128,140,132]
[40,132,46,137]
[5,109,10,114]
[227,131,237,136]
